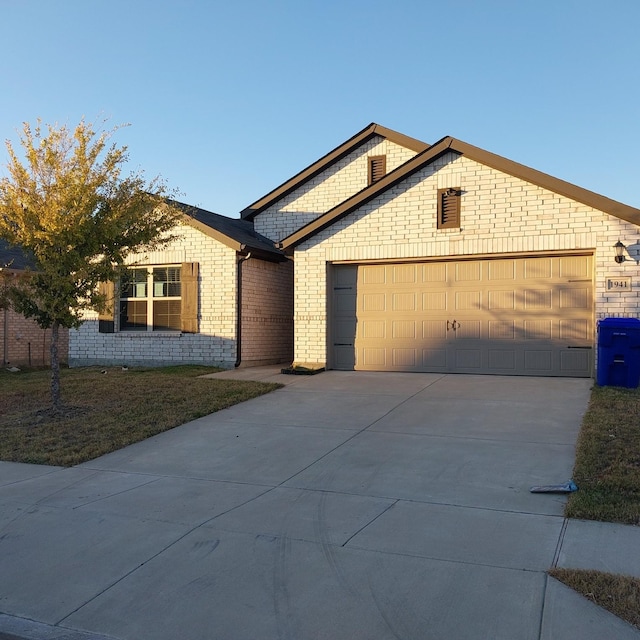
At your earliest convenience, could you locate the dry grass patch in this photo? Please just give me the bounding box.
[0,366,281,466]
[550,568,640,630]
[566,385,640,524]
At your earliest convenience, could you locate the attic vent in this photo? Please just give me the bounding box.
[437,187,461,229]
[368,155,386,185]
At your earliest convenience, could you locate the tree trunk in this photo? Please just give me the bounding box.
[50,321,61,410]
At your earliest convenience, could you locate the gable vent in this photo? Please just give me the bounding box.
[437,187,461,229]
[368,155,387,185]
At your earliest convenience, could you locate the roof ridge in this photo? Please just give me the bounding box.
[240,123,429,220]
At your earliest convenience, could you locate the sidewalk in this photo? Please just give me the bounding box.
[1,369,639,639]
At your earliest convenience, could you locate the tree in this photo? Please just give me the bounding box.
[0,119,182,410]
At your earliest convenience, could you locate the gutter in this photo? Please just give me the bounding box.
[234,250,251,368]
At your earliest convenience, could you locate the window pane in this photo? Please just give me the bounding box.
[120,300,147,331]
[153,300,181,331]
[153,267,181,298]
[120,269,147,298]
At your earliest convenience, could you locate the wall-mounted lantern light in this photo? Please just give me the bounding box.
[614,240,626,264]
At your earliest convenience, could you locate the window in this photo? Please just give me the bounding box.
[437,187,461,229]
[98,262,199,334]
[119,266,182,332]
[368,155,386,185]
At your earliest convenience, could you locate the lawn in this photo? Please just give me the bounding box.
[552,383,640,630]
[0,365,281,466]
[566,385,640,525]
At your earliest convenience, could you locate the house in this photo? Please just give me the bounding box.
[0,239,70,367]
[242,123,640,378]
[70,123,640,378]
[68,203,293,368]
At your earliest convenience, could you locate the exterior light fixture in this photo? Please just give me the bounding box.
[614,240,626,264]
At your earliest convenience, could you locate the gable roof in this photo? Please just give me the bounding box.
[170,200,286,262]
[279,135,640,251]
[240,123,429,221]
[0,239,34,271]
[0,203,286,271]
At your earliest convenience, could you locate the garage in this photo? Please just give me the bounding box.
[331,253,593,377]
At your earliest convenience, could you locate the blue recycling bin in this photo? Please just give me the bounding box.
[596,318,640,388]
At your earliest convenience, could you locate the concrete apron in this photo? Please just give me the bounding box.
[1,371,639,640]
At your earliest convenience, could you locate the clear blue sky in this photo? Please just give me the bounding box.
[2,0,639,217]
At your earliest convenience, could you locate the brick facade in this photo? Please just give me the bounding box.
[240,258,293,366]
[69,224,239,368]
[1,307,69,367]
[254,136,418,242]
[283,152,640,367]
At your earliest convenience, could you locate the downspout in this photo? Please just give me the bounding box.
[235,251,251,368]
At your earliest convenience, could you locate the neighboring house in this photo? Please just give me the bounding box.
[69,203,293,368]
[0,240,70,367]
[242,123,640,378]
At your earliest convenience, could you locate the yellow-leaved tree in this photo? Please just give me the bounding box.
[0,119,182,411]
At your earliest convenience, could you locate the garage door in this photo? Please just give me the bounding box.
[330,254,593,377]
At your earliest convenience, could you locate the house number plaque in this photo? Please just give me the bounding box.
[606,276,632,291]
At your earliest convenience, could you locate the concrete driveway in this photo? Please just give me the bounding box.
[1,371,639,639]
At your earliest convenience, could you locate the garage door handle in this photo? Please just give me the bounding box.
[567,346,592,349]
[447,320,452,331]
[452,320,460,331]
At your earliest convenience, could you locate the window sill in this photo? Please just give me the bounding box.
[114,331,184,338]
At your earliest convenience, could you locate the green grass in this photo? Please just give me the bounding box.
[551,384,640,628]
[0,365,281,466]
[566,385,640,525]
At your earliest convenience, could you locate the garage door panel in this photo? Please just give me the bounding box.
[392,293,416,311]
[560,349,591,374]
[393,264,417,283]
[392,349,417,367]
[362,348,386,367]
[422,263,447,282]
[423,320,447,339]
[560,256,590,278]
[422,348,447,368]
[362,265,386,284]
[456,262,481,281]
[489,321,515,340]
[392,320,416,339]
[559,288,589,309]
[361,320,385,339]
[489,260,516,281]
[423,292,447,310]
[488,350,516,370]
[362,293,386,312]
[331,255,593,377]
[455,291,482,310]
[455,349,482,369]
[454,321,481,339]
[524,351,553,372]
[524,289,552,309]
[524,258,552,280]
[488,290,515,309]
[560,319,589,341]
[524,320,552,340]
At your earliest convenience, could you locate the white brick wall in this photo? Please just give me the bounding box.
[69,223,240,368]
[254,136,418,242]
[293,152,640,366]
